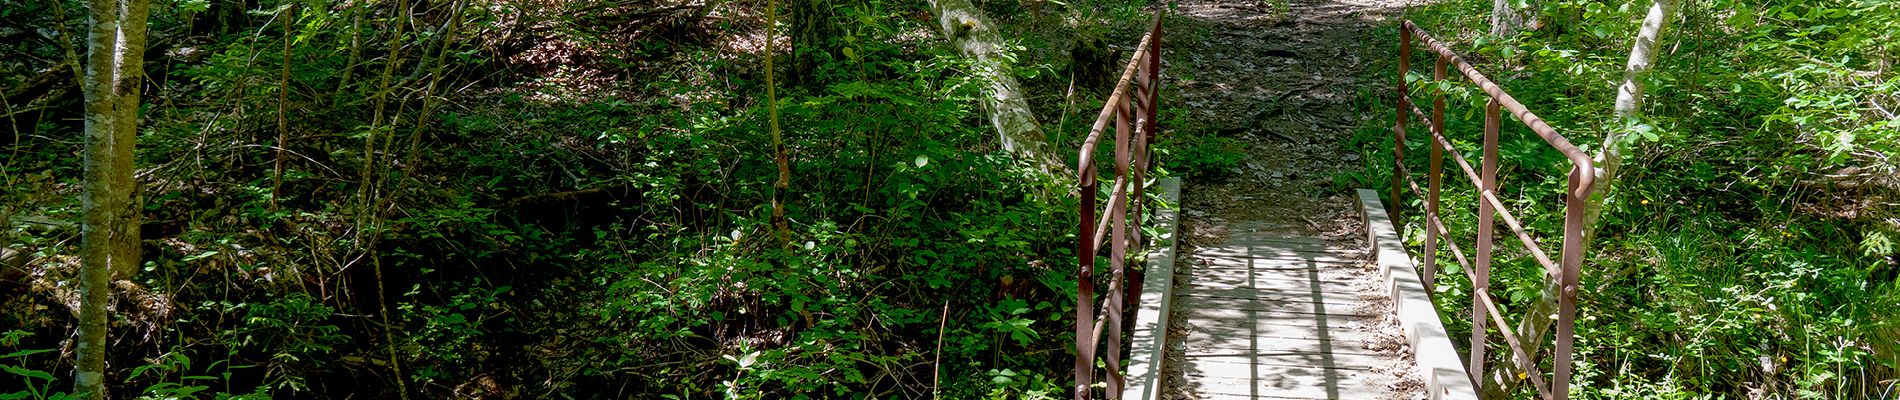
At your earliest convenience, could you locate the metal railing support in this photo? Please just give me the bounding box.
[1074,12,1165,400]
[1393,20,1596,400]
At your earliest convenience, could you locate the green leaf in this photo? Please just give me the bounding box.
[183,251,219,262]
[1862,231,1893,257]
[2,348,55,359]
[736,351,759,369]
[0,364,53,380]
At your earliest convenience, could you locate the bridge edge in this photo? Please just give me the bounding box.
[1123,177,1182,400]
[1355,188,1481,400]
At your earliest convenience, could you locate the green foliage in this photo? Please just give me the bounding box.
[2,331,271,400]
[1358,0,1900,397]
[577,50,1083,393]
[2,331,68,400]
[0,0,1174,396]
[1158,131,1247,180]
[222,293,346,393]
[979,369,1063,400]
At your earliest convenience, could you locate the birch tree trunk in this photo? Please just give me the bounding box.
[1587,0,1675,240]
[1485,0,1674,395]
[925,0,1064,172]
[76,0,150,396]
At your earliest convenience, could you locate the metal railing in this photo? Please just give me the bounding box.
[1392,21,1595,400]
[1074,12,1163,400]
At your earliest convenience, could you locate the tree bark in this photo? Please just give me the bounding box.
[925,0,1064,172]
[1490,0,1524,37]
[1485,0,1673,395]
[77,0,150,396]
[790,0,836,86]
[333,0,365,106]
[766,0,793,243]
[1588,0,1673,246]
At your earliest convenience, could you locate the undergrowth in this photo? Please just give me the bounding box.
[0,0,1173,397]
[1345,0,1900,398]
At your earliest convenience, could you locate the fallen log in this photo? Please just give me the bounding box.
[925,0,1065,174]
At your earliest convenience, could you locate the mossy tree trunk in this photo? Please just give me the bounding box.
[76,0,151,397]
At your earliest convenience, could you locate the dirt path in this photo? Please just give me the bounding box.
[1159,0,1423,398]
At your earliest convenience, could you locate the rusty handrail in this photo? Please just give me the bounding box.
[1393,21,1594,400]
[1074,12,1164,400]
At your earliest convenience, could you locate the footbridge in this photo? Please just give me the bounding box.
[1069,12,1596,400]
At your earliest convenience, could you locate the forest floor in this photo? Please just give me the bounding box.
[1159,0,1425,397]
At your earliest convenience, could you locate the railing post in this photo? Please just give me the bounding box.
[1146,15,1163,155]
[1425,54,1446,294]
[1145,14,1163,171]
[1073,15,1164,399]
[1555,166,1587,400]
[1125,21,1163,367]
[1403,21,1593,400]
[1471,97,1501,387]
[1076,179,1097,400]
[1394,26,1411,223]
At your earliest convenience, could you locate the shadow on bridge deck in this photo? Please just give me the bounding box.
[1174,228,1409,399]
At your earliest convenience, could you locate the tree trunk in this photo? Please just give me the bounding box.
[400,0,465,176]
[790,0,838,86]
[766,0,793,243]
[76,0,150,396]
[1490,0,1523,37]
[334,0,365,106]
[353,1,414,397]
[925,0,1064,172]
[273,4,294,211]
[1589,0,1673,247]
[1485,0,1673,395]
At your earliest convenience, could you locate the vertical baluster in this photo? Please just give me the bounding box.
[1471,97,1501,387]
[1132,70,1149,251]
[1148,15,1163,150]
[1143,26,1163,173]
[1125,31,1163,357]
[1393,28,1412,225]
[1425,55,1446,294]
[1105,92,1132,399]
[1128,58,1149,318]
